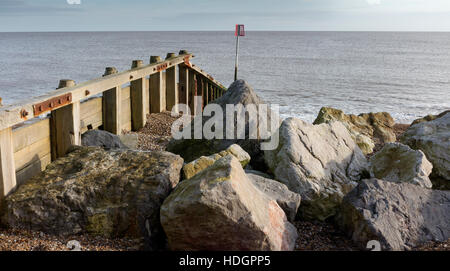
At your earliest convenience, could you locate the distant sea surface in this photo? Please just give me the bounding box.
[0,31,449,123]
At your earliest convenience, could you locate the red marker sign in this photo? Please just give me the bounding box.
[235,24,245,37]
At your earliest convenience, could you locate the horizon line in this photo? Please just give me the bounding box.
[2,30,450,33]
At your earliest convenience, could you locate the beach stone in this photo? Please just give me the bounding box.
[82,130,128,149]
[369,143,433,188]
[182,144,251,180]
[247,173,301,222]
[265,118,369,221]
[411,110,450,126]
[160,155,298,251]
[313,107,396,154]
[337,179,450,251]
[167,80,280,171]
[400,112,450,182]
[2,146,183,250]
[119,133,139,149]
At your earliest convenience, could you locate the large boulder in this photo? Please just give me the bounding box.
[160,155,298,251]
[337,179,450,251]
[247,173,301,222]
[167,80,279,171]
[369,143,433,189]
[265,118,369,221]
[2,146,183,250]
[400,112,450,182]
[182,144,251,180]
[411,110,450,126]
[313,107,396,154]
[82,130,128,149]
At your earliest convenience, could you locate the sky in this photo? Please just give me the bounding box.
[1,0,450,32]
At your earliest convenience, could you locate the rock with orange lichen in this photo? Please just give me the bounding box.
[160,155,298,251]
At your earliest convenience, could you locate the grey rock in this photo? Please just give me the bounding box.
[265,118,369,221]
[182,144,251,180]
[247,173,301,222]
[82,130,128,150]
[369,143,433,188]
[167,80,280,171]
[337,179,450,251]
[3,146,183,250]
[400,112,450,181]
[161,155,298,251]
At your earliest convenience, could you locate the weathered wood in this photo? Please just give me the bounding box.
[50,80,81,160]
[197,76,204,110]
[165,53,178,112]
[178,64,189,106]
[150,56,164,113]
[0,53,193,131]
[14,137,51,172]
[130,60,147,131]
[204,82,209,106]
[121,86,132,132]
[80,97,102,133]
[187,64,226,90]
[188,72,198,115]
[102,68,122,134]
[16,153,51,186]
[13,118,50,153]
[0,127,16,198]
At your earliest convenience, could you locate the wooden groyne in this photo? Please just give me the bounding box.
[0,50,227,200]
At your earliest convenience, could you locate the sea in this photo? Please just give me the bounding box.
[0,31,449,124]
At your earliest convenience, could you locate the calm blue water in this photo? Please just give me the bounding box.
[0,31,449,123]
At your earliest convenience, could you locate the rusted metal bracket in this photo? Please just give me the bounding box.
[154,63,168,72]
[33,93,72,116]
[183,56,192,68]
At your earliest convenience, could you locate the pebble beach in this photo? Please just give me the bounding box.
[1,111,448,251]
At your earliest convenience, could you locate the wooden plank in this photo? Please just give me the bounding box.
[14,137,51,172]
[13,118,50,153]
[145,78,150,115]
[204,82,209,106]
[0,53,193,131]
[165,54,178,112]
[50,101,81,160]
[102,86,121,135]
[80,97,102,120]
[150,71,164,113]
[121,97,132,132]
[188,72,197,115]
[15,153,51,186]
[0,127,17,198]
[130,77,147,131]
[130,60,147,131]
[178,64,189,106]
[197,76,204,110]
[80,112,102,134]
[122,86,131,100]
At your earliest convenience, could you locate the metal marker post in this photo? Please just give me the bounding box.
[234,24,245,81]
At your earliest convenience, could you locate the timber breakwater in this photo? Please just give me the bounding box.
[0,51,449,251]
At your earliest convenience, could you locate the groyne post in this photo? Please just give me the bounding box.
[150,56,164,113]
[51,79,81,160]
[0,126,16,199]
[102,67,122,135]
[130,60,147,131]
[0,50,226,191]
[188,72,198,115]
[178,67,189,106]
[165,53,178,112]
